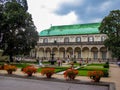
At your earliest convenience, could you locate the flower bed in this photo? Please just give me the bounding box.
[41,67,55,78]
[88,70,104,82]
[64,68,78,80]
[22,65,37,76]
[4,64,17,74]
[77,63,109,77]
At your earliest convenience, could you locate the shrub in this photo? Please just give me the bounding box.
[41,67,55,78]
[103,70,109,77]
[64,68,78,80]
[22,65,37,76]
[103,64,109,68]
[4,64,17,74]
[88,70,104,82]
[4,64,17,72]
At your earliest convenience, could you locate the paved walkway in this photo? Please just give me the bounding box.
[0,64,119,90]
[101,64,120,90]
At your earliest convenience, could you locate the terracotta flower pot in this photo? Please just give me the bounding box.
[7,71,13,74]
[93,77,100,82]
[46,73,52,78]
[68,75,75,80]
[27,73,33,77]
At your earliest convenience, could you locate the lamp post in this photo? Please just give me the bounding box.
[50,40,57,65]
[50,50,55,65]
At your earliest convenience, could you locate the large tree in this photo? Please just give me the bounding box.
[99,10,120,60]
[0,1,39,62]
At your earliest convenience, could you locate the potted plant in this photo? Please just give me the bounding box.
[22,65,37,76]
[4,64,17,74]
[41,67,55,78]
[63,68,78,80]
[88,70,104,82]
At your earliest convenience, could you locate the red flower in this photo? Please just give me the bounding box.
[22,65,37,75]
[88,70,104,81]
[63,68,78,80]
[41,67,55,76]
[4,64,17,72]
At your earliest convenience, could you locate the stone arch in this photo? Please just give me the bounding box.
[74,47,81,58]
[91,47,98,52]
[45,47,51,59]
[66,47,73,58]
[37,48,44,58]
[52,47,58,59]
[100,47,107,60]
[100,47,107,52]
[59,47,65,59]
[91,47,99,60]
[82,47,89,59]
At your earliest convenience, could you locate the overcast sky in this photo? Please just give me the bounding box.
[27,0,120,32]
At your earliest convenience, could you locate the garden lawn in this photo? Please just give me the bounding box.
[12,63,30,68]
[77,63,109,77]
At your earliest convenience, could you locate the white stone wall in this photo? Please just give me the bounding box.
[38,34,107,43]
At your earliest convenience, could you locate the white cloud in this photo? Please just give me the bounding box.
[100,1,112,12]
[27,0,79,32]
[90,18,102,23]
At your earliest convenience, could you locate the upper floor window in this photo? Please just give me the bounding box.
[43,38,48,43]
[64,37,69,43]
[76,37,81,42]
[101,36,106,41]
[88,36,94,42]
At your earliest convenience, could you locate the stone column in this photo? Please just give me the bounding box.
[65,49,67,58]
[81,50,83,59]
[89,50,92,59]
[98,50,101,59]
[73,48,75,58]
[58,48,60,58]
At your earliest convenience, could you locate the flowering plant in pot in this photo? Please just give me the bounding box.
[88,70,104,82]
[4,64,17,74]
[63,68,78,80]
[41,67,55,78]
[22,65,37,76]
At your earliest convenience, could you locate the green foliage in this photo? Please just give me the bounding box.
[0,1,39,62]
[103,70,109,77]
[78,63,109,77]
[99,10,120,59]
[103,64,109,68]
[11,63,29,68]
[103,61,109,68]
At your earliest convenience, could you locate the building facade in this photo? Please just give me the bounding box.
[30,23,112,61]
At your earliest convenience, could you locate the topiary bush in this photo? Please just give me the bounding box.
[103,64,109,68]
[103,70,109,77]
[103,61,109,68]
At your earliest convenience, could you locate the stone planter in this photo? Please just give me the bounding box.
[7,71,13,74]
[46,73,52,78]
[68,75,76,80]
[93,77,100,82]
[27,73,33,77]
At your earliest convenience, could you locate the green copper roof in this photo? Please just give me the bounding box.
[39,23,100,36]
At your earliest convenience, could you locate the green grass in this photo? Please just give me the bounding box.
[87,63,105,66]
[11,63,30,68]
[77,63,109,77]
[55,67,68,73]
[78,70,88,76]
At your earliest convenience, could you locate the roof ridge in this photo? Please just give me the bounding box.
[39,23,100,36]
[50,22,100,30]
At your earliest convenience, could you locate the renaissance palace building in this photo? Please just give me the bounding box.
[30,23,112,62]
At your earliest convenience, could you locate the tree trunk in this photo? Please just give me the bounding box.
[9,54,13,62]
